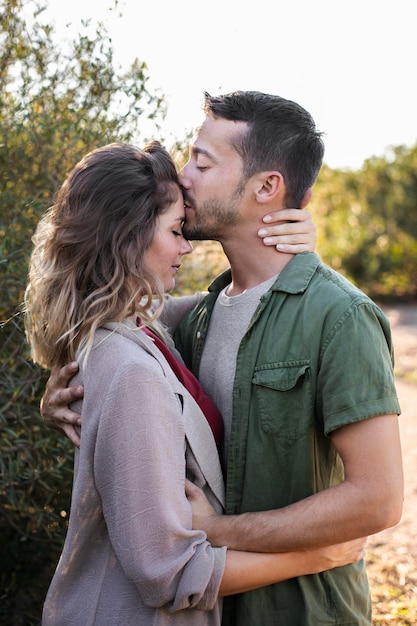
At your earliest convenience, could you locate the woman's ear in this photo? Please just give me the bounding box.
[255,172,284,204]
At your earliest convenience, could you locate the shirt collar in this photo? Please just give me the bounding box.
[208,253,321,296]
[272,252,321,294]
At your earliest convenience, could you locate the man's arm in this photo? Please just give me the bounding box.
[187,414,404,552]
[40,362,83,447]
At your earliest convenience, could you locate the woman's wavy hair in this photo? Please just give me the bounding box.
[25,141,180,368]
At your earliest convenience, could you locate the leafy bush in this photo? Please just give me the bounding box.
[0,0,168,621]
[0,317,73,624]
[313,148,417,300]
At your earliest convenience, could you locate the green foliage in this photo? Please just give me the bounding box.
[0,0,168,622]
[312,145,417,299]
[0,316,73,623]
[173,241,229,296]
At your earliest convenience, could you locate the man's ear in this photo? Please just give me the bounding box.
[255,172,284,203]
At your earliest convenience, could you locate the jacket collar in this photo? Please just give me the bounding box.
[273,252,321,294]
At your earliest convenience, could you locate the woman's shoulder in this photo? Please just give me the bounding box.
[77,325,173,402]
[80,324,160,374]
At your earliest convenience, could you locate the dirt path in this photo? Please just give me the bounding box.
[371,304,417,558]
[366,304,417,623]
[366,378,417,557]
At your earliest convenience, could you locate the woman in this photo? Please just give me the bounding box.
[25,142,365,625]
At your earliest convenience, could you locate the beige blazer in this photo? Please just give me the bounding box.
[42,320,226,626]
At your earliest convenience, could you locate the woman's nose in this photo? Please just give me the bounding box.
[181,240,193,255]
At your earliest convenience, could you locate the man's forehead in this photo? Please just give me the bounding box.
[191,117,245,155]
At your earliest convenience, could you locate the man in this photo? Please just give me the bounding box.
[41,91,403,625]
[174,91,403,625]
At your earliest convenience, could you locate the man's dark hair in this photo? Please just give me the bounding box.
[203,90,325,206]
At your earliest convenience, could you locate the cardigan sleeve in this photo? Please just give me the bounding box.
[90,348,226,613]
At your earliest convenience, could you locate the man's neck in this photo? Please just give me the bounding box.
[220,234,294,296]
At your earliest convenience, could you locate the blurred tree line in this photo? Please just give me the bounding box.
[0,0,416,623]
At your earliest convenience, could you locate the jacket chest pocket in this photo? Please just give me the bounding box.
[252,362,313,440]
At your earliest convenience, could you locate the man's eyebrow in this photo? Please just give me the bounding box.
[190,145,216,161]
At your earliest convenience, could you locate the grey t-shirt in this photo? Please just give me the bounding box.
[199,276,277,465]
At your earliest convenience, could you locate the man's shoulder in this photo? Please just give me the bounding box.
[277,255,388,334]
[177,276,227,330]
[314,262,370,300]
[279,254,372,305]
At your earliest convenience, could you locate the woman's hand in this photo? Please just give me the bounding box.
[258,208,317,254]
[185,479,220,539]
[309,538,367,572]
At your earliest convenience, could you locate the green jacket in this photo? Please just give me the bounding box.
[175,252,400,626]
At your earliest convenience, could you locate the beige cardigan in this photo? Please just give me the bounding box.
[42,319,226,626]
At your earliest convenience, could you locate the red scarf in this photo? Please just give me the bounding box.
[141,324,224,450]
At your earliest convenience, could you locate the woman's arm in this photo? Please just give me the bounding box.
[158,293,205,333]
[220,539,366,596]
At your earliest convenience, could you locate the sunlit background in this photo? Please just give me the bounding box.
[35,0,417,170]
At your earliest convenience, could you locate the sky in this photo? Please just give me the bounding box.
[36,0,417,170]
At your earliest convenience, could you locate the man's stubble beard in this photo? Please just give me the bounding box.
[183,183,245,242]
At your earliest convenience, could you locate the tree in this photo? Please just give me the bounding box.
[312,146,417,300]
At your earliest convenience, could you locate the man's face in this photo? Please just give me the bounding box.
[179,117,249,241]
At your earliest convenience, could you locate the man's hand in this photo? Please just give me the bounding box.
[258,208,317,254]
[40,362,83,447]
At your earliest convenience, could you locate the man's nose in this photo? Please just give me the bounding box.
[178,167,190,189]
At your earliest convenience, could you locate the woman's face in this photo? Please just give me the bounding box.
[143,189,193,292]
